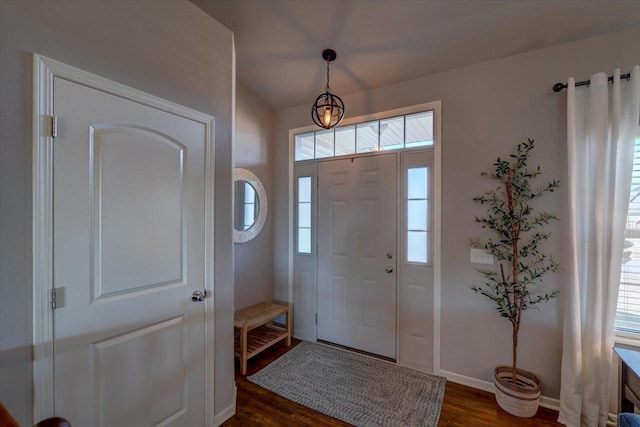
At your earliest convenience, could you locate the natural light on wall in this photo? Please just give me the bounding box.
[617,137,640,338]
[294,110,434,161]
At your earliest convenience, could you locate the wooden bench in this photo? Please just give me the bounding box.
[234,302,291,375]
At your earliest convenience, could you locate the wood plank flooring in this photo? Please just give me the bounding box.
[0,402,19,427]
[223,339,563,427]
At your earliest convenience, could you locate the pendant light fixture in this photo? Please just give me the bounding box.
[311,49,345,129]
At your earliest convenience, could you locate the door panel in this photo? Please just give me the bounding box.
[93,316,186,426]
[317,154,397,358]
[330,276,348,322]
[330,201,348,255]
[92,125,185,300]
[53,77,206,426]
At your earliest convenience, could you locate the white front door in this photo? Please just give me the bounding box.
[317,154,397,359]
[52,77,207,426]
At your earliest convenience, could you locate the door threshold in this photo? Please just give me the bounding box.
[316,339,396,363]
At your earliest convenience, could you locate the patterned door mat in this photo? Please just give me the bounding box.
[248,341,446,427]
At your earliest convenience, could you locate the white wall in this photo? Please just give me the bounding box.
[273,26,640,400]
[234,85,275,310]
[0,1,235,424]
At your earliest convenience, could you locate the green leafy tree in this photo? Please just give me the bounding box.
[472,139,560,382]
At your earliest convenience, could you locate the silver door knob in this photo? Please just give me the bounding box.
[385,266,394,273]
[191,290,206,302]
[386,252,393,259]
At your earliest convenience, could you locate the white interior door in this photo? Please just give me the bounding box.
[317,154,397,359]
[52,77,207,426]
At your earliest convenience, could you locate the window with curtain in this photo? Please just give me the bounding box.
[616,136,640,337]
[559,67,639,426]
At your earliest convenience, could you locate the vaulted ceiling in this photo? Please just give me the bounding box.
[195,1,640,111]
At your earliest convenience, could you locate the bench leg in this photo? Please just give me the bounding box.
[241,327,248,375]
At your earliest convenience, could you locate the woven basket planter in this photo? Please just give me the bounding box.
[494,365,541,418]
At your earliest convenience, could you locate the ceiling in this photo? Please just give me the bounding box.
[194,1,640,111]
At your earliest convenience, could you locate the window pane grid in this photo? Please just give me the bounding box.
[294,110,434,161]
[243,203,255,229]
[315,129,334,158]
[406,167,428,264]
[356,121,379,153]
[380,116,404,151]
[335,125,355,156]
[243,182,256,229]
[407,231,428,263]
[616,137,640,337]
[294,132,314,160]
[406,111,433,147]
[297,177,312,254]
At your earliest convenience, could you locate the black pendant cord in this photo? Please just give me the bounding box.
[552,72,631,92]
[325,60,331,93]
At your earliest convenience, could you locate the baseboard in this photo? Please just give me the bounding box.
[439,369,560,411]
[539,395,560,411]
[440,370,495,394]
[213,382,237,426]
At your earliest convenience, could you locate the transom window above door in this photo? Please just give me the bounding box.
[294,110,434,161]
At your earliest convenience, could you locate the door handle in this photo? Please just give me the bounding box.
[384,266,394,273]
[191,290,207,302]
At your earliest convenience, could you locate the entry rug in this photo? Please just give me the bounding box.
[248,341,447,427]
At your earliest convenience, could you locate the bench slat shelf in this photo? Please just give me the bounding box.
[234,302,291,375]
[234,324,288,360]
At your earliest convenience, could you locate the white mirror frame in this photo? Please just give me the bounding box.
[233,168,268,243]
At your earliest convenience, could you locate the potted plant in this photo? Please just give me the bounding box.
[471,139,560,418]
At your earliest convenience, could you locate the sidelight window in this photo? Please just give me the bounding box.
[297,176,312,254]
[406,167,428,263]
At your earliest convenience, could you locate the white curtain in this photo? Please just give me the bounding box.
[559,66,640,427]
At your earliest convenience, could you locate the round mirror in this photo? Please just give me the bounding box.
[233,168,267,243]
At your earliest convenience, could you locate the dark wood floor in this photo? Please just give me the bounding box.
[223,339,563,427]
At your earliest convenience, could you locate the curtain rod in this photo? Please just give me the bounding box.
[552,73,631,92]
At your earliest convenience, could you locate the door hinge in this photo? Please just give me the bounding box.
[51,288,57,311]
[315,313,317,325]
[51,115,58,138]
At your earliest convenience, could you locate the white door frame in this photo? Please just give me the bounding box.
[287,101,442,373]
[32,54,216,424]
